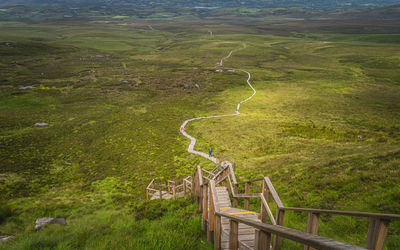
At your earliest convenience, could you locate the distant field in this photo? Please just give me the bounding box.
[0,19,399,248]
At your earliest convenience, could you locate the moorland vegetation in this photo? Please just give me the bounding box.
[0,7,399,249]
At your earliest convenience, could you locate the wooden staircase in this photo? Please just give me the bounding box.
[213,186,260,249]
[146,163,400,250]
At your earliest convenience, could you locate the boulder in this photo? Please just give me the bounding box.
[34,123,48,127]
[19,86,36,90]
[0,235,15,242]
[35,217,66,231]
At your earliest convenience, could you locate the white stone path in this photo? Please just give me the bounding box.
[180,42,256,164]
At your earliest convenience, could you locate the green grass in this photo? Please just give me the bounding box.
[0,19,399,248]
[0,199,210,250]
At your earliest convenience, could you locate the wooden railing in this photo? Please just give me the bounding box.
[214,212,367,250]
[191,163,400,250]
[146,176,192,200]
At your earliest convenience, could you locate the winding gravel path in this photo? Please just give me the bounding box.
[180,42,256,164]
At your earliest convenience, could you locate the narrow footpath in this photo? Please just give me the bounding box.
[179,42,256,164]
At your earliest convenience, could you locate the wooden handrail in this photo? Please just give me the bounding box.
[281,207,400,220]
[148,164,398,250]
[215,175,228,186]
[228,165,237,184]
[153,184,168,188]
[215,212,367,250]
[212,169,224,180]
[236,176,264,185]
[202,168,216,177]
[197,165,204,186]
[233,193,261,198]
[209,180,220,212]
[227,174,234,196]
[260,195,277,225]
[264,177,284,208]
[146,179,155,189]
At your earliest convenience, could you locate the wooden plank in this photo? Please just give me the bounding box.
[202,168,216,177]
[228,212,256,215]
[236,177,264,185]
[227,175,234,195]
[374,219,390,250]
[304,213,320,250]
[216,212,367,250]
[215,215,222,250]
[229,220,239,250]
[264,177,283,208]
[203,183,208,231]
[366,217,377,249]
[209,186,215,231]
[256,229,271,250]
[234,193,261,198]
[197,165,204,186]
[281,207,400,220]
[236,228,256,235]
[273,209,285,249]
[208,180,217,243]
[245,182,250,210]
[210,180,220,211]
[217,197,229,200]
[238,234,256,240]
[260,195,276,225]
[146,179,155,189]
[183,179,187,197]
[229,165,237,185]
[159,181,163,199]
[260,181,267,223]
[234,184,239,207]
[240,239,256,247]
[221,222,259,230]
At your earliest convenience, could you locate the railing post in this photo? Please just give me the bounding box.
[183,180,187,197]
[193,172,196,198]
[166,180,169,194]
[208,186,215,243]
[229,219,239,250]
[199,185,203,213]
[273,209,285,250]
[198,182,201,205]
[214,214,221,250]
[159,181,163,199]
[203,183,208,231]
[260,180,269,223]
[173,183,176,200]
[245,182,250,210]
[233,184,238,207]
[366,218,390,250]
[255,229,271,250]
[304,213,319,250]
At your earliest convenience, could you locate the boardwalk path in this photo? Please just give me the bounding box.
[179,42,256,164]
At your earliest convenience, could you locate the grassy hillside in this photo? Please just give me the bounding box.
[0,19,399,248]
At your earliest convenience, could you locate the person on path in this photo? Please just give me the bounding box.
[209,148,213,157]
